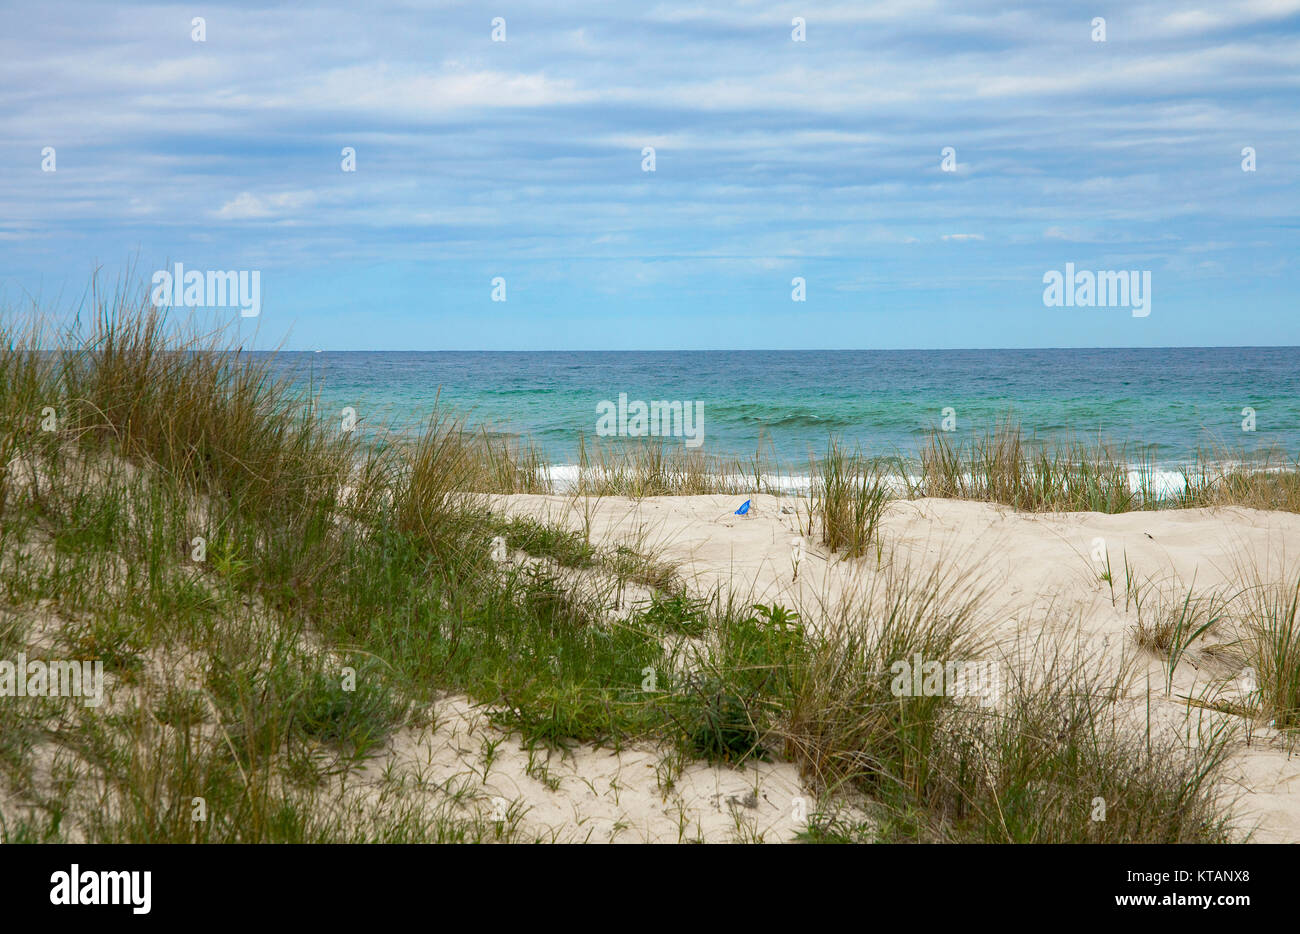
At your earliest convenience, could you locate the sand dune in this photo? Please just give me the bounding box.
[486,493,1300,842]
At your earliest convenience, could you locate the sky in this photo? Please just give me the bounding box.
[1,0,1298,350]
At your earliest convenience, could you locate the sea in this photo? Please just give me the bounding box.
[264,347,1300,482]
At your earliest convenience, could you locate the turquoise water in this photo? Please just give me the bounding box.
[265,348,1300,468]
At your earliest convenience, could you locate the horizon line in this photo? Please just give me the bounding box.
[262,344,1300,353]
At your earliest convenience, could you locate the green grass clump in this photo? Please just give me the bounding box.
[913,418,1153,513]
[807,439,890,559]
[638,592,709,637]
[494,514,595,568]
[671,602,807,765]
[1180,449,1300,513]
[921,640,1235,843]
[781,565,1234,843]
[1134,584,1230,694]
[1241,575,1300,730]
[783,563,986,801]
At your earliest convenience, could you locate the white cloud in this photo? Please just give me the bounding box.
[216,191,317,220]
[283,65,588,116]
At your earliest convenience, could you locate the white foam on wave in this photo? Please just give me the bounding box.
[542,464,1197,500]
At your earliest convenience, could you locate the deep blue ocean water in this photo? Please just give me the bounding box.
[263,348,1300,468]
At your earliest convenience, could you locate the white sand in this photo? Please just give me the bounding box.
[476,492,1300,843]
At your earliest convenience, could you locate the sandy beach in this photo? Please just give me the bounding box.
[450,492,1300,843]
